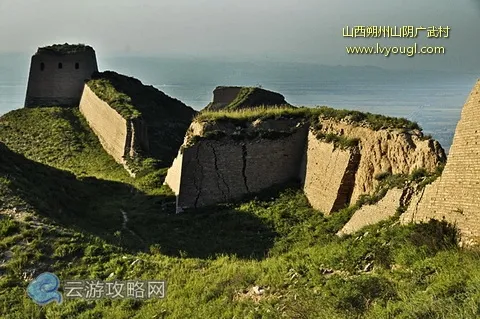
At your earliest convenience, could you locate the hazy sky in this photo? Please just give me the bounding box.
[1,0,479,71]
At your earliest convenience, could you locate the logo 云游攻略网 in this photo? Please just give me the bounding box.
[27,272,166,305]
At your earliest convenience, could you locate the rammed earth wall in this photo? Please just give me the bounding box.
[165,117,445,213]
[317,119,446,204]
[300,130,361,214]
[338,188,408,236]
[79,85,148,169]
[167,125,309,211]
[205,86,290,111]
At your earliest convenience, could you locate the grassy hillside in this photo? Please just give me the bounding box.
[0,107,480,318]
[0,107,132,182]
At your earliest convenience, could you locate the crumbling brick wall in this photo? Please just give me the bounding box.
[338,188,407,236]
[402,80,480,244]
[25,48,98,107]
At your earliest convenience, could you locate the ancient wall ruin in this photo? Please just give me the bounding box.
[300,130,360,214]
[165,117,446,214]
[204,86,290,111]
[338,188,408,236]
[25,46,98,107]
[207,87,243,110]
[86,70,196,167]
[401,80,480,244]
[164,149,184,197]
[79,85,147,168]
[318,119,446,204]
[167,123,308,211]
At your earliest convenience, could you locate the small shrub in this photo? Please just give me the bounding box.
[149,244,162,255]
[375,171,392,181]
[410,168,428,181]
[53,243,82,258]
[408,219,459,252]
[325,276,397,315]
[84,245,102,257]
[203,130,227,140]
[417,164,445,189]
[0,217,20,237]
[423,134,433,140]
[316,132,360,150]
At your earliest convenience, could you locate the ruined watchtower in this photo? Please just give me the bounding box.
[24,43,98,107]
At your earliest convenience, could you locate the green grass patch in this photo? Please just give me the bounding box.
[417,164,445,188]
[0,107,133,183]
[0,104,473,319]
[196,105,422,132]
[1,181,473,318]
[315,132,360,149]
[87,78,141,119]
[205,86,291,111]
[0,216,20,237]
[226,87,256,110]
[185,127,301,146]
[356,165,445,209]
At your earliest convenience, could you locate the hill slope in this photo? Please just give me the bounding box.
[0,107,480,318]
[0,107,132,182]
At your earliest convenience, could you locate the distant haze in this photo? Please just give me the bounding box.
[0,0,479,71]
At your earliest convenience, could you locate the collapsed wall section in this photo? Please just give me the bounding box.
[338,188,408,236]
[317,119,446,205]
[300,130,361,214]
[164,150,184,196]
[206,87,242,110]
[166,108,447,214]
[401,80,480,244]
[126,117,149,158]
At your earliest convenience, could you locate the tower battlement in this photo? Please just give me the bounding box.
[24,43,98,107]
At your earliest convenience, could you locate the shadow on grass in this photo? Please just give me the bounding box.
[0,143,276,260]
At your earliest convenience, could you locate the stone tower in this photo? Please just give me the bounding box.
[24,43,98,107]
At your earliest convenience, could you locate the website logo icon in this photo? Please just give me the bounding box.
[27,272,63,306]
